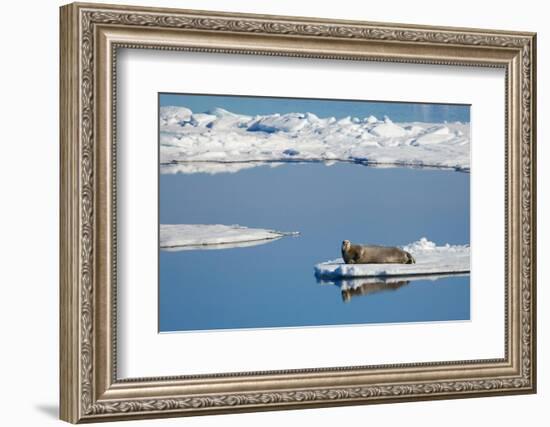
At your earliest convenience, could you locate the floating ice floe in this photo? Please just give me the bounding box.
[160,106,470,174]
[314,238,470,278]
[160,224,299,251]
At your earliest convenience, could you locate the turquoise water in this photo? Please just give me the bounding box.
[159,162,470,332]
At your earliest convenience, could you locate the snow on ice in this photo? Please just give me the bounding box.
[314,238,470,278]
[160,106,470,174]
[160,224,299,251]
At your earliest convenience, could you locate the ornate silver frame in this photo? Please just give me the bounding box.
[60,2,537,423]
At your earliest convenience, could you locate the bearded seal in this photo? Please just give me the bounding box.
[341,240,415,265]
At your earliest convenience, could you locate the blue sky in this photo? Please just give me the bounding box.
[159,92,470,123]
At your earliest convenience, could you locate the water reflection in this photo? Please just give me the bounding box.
[317,273,468,303]
[161,159,468,175]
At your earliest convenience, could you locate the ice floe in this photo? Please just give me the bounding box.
[160,224,299,251]
[160,106,470,174]
[314,238,470,278]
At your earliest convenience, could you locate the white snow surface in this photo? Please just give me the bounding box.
[160,106,470,174]
[160,224,298,251]
[314,238,470,278]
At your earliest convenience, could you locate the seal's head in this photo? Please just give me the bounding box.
[342,240,351,251]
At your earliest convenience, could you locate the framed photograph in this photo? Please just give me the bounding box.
[59,2,537,423]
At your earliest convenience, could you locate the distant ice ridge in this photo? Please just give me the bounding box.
[160,224,299,251]
[314,238,470,278]
[160,106,470,174]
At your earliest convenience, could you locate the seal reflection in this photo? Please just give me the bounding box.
[339,279,410,302]
[316,272,470,304]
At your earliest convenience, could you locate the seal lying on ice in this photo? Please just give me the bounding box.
[341,240,415,265]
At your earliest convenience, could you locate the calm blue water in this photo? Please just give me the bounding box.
[159,163,470,332]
